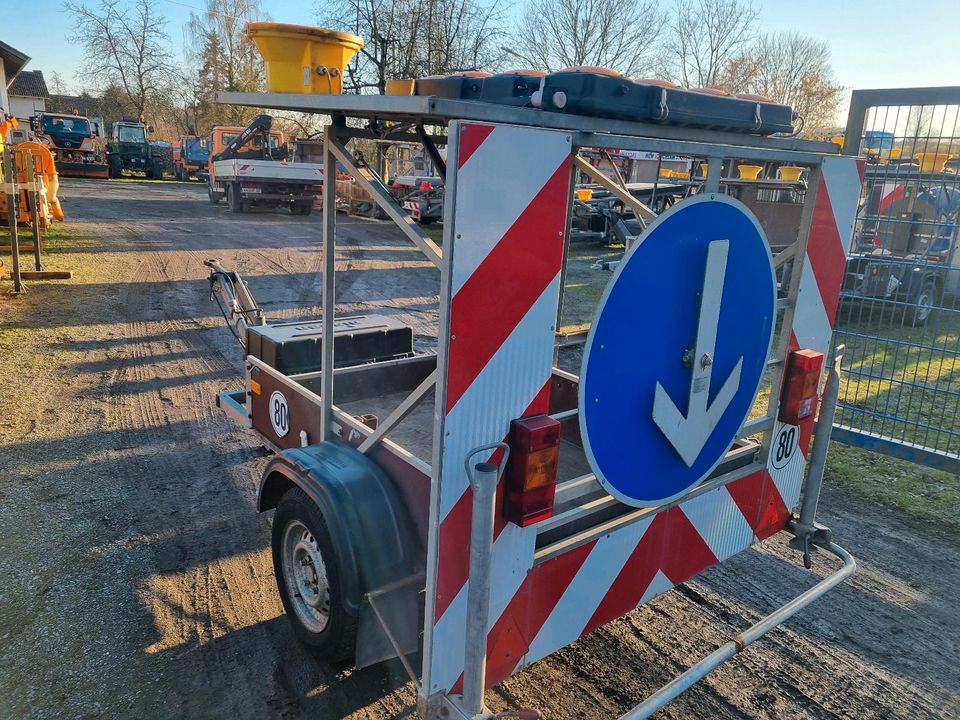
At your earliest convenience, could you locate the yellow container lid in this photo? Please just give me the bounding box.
[246,22,363,50]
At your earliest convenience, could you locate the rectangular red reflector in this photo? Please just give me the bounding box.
[504,414,561,527]
[779,349,824,425]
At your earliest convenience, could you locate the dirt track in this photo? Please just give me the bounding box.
[0,179,958,720]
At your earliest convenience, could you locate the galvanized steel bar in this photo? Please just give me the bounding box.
[618,542,856,720]
[460,444,510,718]
[798,347,843,533]
[358,370,437,454]
[573,155,657,221]
[320,126,337,441]
[327,133,442,267]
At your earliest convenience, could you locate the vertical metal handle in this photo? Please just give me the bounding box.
[462,442,510,718]
[798,345,845,532]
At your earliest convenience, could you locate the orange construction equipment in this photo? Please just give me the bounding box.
[0,141,64,228]
[32,111,108,179]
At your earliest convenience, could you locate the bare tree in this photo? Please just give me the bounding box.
[64,0,176,117]
[717,33,844,134]
[510,0,665,76]
[185,0,266,128]
[666,0,757,88]
[316,0,502,94]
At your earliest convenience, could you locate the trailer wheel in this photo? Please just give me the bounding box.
[227,183,245,213]
[272,488,357,662]
[291,199,313,216]
[906,279,937,326]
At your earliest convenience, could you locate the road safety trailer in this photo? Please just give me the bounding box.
[209,90,865,719]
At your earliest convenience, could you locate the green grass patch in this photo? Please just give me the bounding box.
[827,443,960,535]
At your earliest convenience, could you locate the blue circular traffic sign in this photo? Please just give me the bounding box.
[579,195,776,507]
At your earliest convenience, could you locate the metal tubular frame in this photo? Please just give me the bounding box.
[618,541,856,720]
[216,91,855,719]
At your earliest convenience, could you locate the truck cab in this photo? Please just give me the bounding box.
[32,111,108,178]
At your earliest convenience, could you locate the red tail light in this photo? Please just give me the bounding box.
[779,349,824,424]
[504,415,561,527]
[419,180,433,191]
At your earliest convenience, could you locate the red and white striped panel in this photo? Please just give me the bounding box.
[791,156,866,356]
[423,121,573,696]
[423,138,865,696]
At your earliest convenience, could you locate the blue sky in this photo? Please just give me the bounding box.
[6,0,960,117]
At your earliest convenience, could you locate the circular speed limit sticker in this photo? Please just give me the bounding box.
[771,424,798,469]
[269,390,290,438]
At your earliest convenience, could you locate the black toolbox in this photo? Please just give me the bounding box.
[246,314,414,375]
[538,71,796,135]
[478,70,547,107]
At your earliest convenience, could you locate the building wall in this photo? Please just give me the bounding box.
[10,95,45,121]
[0,56,9,115]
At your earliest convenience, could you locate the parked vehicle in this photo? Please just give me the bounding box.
[31,111,108,179]
[843,165,960,325]
[207,114,322,215]
[174,135,209,181]
[106,118,164,179]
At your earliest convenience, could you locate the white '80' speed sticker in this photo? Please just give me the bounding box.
[269,390,290,438]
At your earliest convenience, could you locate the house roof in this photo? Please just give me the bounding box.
[9,69,49,98]
[0,40,30,85]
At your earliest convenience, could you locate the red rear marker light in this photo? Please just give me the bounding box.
[504,415,561,527]
[779,349,825,424]
[419,180,433,191]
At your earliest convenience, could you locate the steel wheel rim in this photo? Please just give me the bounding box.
[282,520,330,633]
[916,290,933,321]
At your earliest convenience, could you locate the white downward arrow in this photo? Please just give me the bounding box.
[653,239,742,467]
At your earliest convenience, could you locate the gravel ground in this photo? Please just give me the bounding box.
[0,178,957,720]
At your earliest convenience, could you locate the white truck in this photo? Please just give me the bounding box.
[207,115,323,216]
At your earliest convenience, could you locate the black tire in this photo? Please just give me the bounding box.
[906,279,937,326]
[227,182,245,213]
[272,488,358,662]
[291,199,313,216]
[108,155,122,179]
[150,157,164,180]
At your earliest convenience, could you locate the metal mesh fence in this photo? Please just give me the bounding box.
[833,89,960,471]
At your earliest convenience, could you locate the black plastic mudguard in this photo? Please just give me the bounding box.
[258,441,417,617]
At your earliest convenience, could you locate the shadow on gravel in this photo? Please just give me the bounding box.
[154,615,418,718]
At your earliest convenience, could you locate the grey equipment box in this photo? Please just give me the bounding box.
[246,314,414,375]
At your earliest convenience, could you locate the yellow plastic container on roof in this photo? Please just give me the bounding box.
[246,22,364,94]
[778,166,804,182]
[914,152,950,173]
[738,164,762,179]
